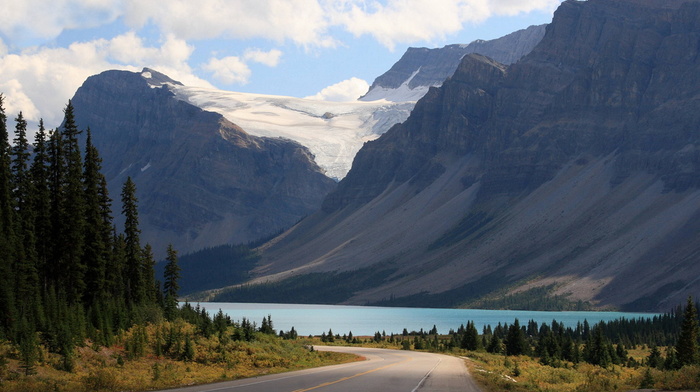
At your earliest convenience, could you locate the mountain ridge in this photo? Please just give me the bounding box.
[245,0,700,312]
[360,24,546,102]
[71,69,337,256]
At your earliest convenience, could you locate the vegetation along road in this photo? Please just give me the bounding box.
[156,346,481,392]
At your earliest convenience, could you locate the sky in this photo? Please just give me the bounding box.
[0,0,563,131]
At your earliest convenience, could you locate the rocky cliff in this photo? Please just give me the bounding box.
[71,69,336,256]
[360,24,546,101]
[252,0,700,312]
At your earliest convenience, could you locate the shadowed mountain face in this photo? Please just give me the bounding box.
[253,0,700,312]
[71,69,336,256]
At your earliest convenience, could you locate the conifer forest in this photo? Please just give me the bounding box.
[0,94,181,371]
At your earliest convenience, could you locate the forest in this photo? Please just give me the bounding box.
[0,94,188,373]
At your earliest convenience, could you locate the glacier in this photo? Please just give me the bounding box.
[161,83,415,180]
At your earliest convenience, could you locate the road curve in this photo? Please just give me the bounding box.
[156,346,482,392]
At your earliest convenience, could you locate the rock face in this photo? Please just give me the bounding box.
[256,0,700,311]
[360,24,546,101]
[71,69,336,256]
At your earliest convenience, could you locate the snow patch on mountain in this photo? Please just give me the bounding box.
[168,84,415,180]
[361,66,434,102]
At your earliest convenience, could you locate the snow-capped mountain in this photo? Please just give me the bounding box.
[158,81,414,180]
[361,24,546,102]
[72,69,337,257]
[137,25,545,180]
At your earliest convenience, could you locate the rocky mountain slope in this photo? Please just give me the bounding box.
[250,0,700,312]
[71,69,336,255]
[360,24,546,102]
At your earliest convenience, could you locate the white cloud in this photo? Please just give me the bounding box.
[203,56,252,85]
[0,0,122,42]
[306,77,370,102]
[244,48,283,67]
[0,38,7,56]
[107,32,194,69]
[329,0,561,50]
[1,1,559,52]
[0,32,210,129]
[124,0,335,48]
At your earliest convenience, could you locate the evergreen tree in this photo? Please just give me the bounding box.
[17,317,38,376]
[647,345,663,368]
[12,112,42,330]
[59,101,87,304]
[639,367,655,389]
[11,112,31,209]
[30,120,51,290]
[505,319,528,356]
[47,128,64,287]
[107,232,127,300]
[122,177,144,305]
[163,244,180,320]
[82,129,109,305]
[584,327,612,368]
[676,296,699,367]
[142,244,157,303]
[0,95,16,338]
[487,333,503,354]
[461,321,480,351]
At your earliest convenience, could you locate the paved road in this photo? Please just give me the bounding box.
[158,346,482,392]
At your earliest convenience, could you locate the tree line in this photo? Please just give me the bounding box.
[362,297,698,371]
[0,95,181,372]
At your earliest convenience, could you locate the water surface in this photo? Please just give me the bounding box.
[196,302,659,336]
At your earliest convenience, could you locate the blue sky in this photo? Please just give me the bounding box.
[0,0,562,129]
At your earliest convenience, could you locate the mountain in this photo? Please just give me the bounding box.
[166,25,545,180]
[167,85,414,180]
[71,69,337,256]
[360,24,546,102]
[235,0,700,312]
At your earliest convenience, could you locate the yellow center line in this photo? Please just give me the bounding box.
[291,355,413,392]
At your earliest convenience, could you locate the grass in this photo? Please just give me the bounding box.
[0,322,359,392]
[463,348,700,392]
[5,326,700,392]
[299,335,700,392]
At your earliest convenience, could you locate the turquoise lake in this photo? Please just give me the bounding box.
[196,302,659,336]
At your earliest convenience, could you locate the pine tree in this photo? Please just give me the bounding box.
[82,129,109,305]
[17,316,38,376]
[107,232,127,300]
[121,177,144,305]
[487,333,503,354]
[0,94,17,338]
[676,296,699,367]
[639,367,654,389]
[30,120,51,290]
[59,101,86,304]
[505,319,528,356]
[461,321,480,351]
[11,112,31,209]
[163,244,180,320]
[142,244,157,304]
[47,128,64,287]
[12,112,42,330]
[647,345,663,368]
[584,326,612,368]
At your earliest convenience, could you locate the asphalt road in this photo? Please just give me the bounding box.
[157,346,483,392]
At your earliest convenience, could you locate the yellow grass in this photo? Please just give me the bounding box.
[463,349,700,392]
[0,322,359,392]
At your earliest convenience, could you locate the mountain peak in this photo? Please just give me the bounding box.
[360,24,546,102]
[140,67,183,88]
